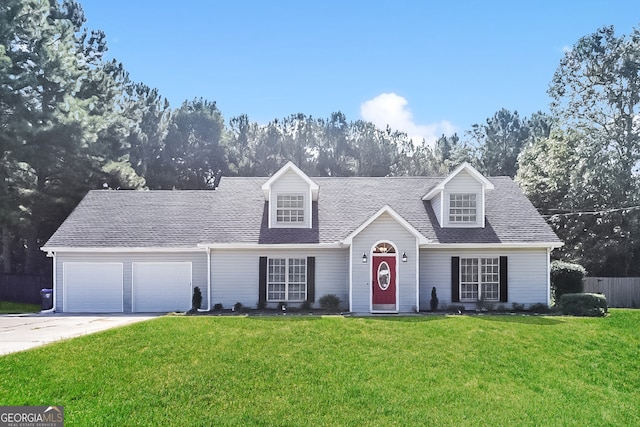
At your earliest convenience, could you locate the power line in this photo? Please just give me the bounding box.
[542,205,640,219]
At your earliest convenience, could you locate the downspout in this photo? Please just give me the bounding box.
[348,244,353,312]
[199,246,212,312]
[415,240,420,312]
[41,251,56,313]
[546,247,552,307]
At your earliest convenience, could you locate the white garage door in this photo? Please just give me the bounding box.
[64,263,123,313]
[132,262,192,312]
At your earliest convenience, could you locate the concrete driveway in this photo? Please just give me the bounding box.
[0,314,158,356]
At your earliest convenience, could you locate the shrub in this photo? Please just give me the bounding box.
[511,302,525,311]
[233,302,243,312]
[446,304,465,313]
[528,302,550,313]
[551,260,586,302]
[213,303,223,311]
[430,287,439,312]
[300,300,312,310]
[192,287,202,311]
[476,298,494,312]
[319,294,341,312]
[559,293,608,317]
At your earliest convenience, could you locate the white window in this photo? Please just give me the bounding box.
[460,258,479,300]
[267,259,286,300]
[276,194,305,223]
[287,259,306,301]
[460,257,499,301]
[449,193,477,223]
[480,258,499,300]
[267,258,306,301]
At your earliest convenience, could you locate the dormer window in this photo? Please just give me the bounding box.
[449,193,477,223]
[276,194,305,223]
[262,162,318,229]
[422,163,493,229]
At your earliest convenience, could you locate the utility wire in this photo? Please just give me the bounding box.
[542,205,640,219]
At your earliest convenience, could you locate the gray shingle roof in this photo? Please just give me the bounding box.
[42,176,561,249]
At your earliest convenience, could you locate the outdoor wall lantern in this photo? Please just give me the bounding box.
[362,253,368,263]
[402,252,408,262]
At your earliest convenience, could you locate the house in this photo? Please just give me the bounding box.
[41,162,563,313]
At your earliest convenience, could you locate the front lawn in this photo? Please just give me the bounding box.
[0,300,40,314]
[1,311,639,426]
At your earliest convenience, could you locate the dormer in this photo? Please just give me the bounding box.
[422,162,494,228]
[262,162,319,229]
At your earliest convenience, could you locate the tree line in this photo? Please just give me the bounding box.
[1,1,638,277]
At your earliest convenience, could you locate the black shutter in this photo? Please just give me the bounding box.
[259,257,267,304]
[499,256,508,303]
[451,256,460,302]
[306,257,315,303]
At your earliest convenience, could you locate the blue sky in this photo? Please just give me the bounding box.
[82,1,638,143]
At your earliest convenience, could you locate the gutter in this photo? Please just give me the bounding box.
[198,242,344,250]
[41,246,203,253]
[420,242,564,249]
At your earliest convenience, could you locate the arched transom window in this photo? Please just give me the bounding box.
[373,242,396,254]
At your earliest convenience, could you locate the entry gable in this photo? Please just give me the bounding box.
[342,205,430,245]
[422,162,494,229]
[261,162,319,229]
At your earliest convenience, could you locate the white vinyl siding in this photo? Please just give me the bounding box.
[210,249,348,309]
[420,248,550,310]
[431,193,442,226]
[63,262,123,313]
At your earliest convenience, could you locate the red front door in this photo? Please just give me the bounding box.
[372,255,397,311]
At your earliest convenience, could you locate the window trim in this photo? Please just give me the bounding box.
[459,257,500,302]
[267,258,307,302]
[275,193,305,224]
[460,258,479,300]
[448,193,477,224]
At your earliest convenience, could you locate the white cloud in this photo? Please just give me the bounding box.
[360,92,455,145]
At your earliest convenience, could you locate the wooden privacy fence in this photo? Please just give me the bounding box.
[0,274,51,305]
[583,277,640,308]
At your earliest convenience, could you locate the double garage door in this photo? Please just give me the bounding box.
[63,262,192,313]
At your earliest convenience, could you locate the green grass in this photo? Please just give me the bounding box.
[1,311,639,426]
[0,300,40,314]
